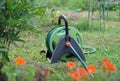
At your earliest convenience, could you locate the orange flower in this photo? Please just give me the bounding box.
[76,68,89,78]
[100,58,116,72]
[87,65,97,74]
[71,71,82,81]
[44,70,51,76]
[107,63,116,71]
[102,58,111,65]
[14,57,25,65]
[66,61,76,69]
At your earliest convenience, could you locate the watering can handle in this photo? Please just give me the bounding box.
[58,15,69,36]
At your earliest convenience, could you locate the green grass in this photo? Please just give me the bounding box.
[8,12,120,81]
[6,1,120,80]
[105,11,120,22]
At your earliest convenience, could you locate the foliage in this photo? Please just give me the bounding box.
[76,19,89,31]
[65,59,117,81]
[67,0,88,10]
[2,58,35,81]
[0,0,46,64]
[47,0,88,10]
[2,57,51,81]
[106,4,119,11]
[1,57,119,81]
[48,0,120,11]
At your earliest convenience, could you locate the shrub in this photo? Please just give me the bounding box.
[0,0,46,65]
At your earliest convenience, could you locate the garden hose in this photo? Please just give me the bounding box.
[46,26,96,56]
[83,46,96,54]
[45,14,96,61]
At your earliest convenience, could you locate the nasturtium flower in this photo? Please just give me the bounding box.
[66,61,76,69]
[71,71,82,81]
[107,63,116,71]
[100,58,116,72]
[87,65,97,74]
[14,57,25,65]
[102,58,111,65]
[76,68,89,78]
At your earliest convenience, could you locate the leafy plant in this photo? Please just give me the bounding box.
[0,0,46,65]
[106,4,118,11]
[76,19,89,31]
[65,58,117,81]
[2,57,52,81]
[2,57,35,81]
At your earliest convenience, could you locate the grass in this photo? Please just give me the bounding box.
[105,11,120,22]
[6,1,120,80]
